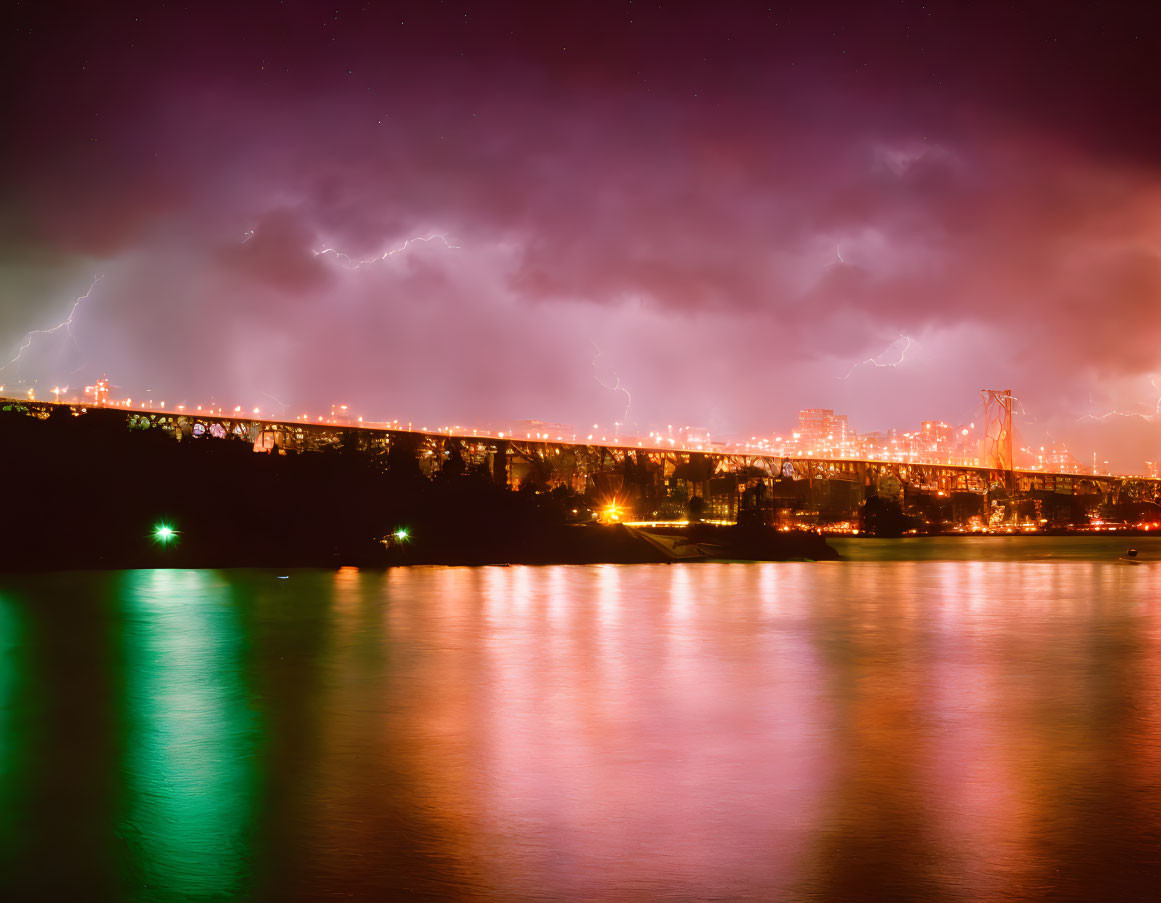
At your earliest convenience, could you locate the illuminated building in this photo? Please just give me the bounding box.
[797,409,848,449]
[84,376,111,406]
[921,420,953,447]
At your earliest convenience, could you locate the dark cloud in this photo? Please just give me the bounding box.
[219,210,331,295]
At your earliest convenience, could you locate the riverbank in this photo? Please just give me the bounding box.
[829,533,1161,561]
[0,523,839,572]
[393,523,841,567]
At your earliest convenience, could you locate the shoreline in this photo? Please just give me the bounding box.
[5,531,1158,575]
[0,523,839,573]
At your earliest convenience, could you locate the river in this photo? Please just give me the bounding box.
[2,538,1161,901]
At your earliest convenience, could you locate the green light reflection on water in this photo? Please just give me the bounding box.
[0,593,30,863]
[117,570,261,901]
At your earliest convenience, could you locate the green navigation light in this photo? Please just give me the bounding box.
[153,524,178,545]
[394,528,410,541]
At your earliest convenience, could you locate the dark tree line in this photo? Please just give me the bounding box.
[0,406,575,569]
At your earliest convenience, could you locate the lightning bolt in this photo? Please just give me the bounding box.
[591,342,632,427]
[313,233,460,269]
[1,275,103,373]
[838,335,912,381]
[1012,397,1038,423]
[1076,378,1161,423]
[261,391,289,417]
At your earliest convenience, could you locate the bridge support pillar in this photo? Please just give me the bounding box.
[492,440,509,488]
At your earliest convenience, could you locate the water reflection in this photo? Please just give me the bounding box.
[117,570,261,900]
[364,564,836,901]
[0,591,30,863]
[2,553,1161,901]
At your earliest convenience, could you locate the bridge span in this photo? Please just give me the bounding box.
[5,397,1160,530]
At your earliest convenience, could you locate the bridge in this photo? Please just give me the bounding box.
[4,395,1160,531]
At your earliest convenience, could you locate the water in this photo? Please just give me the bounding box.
[2,539,1161,901]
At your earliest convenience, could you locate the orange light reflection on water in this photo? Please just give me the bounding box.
[265,561,1161,900]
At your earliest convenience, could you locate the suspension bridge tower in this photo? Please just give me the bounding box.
[982,388,1015,482]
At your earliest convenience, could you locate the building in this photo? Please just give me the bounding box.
[921,420,953,448]
[84,376,111,406]
[797,409,848,450]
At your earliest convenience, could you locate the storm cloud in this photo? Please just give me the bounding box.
[2,1,1159,467]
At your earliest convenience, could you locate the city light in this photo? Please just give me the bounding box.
[5,384,1158,480]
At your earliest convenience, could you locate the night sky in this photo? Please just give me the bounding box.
[2,1,1159,468]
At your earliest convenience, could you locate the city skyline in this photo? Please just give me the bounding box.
[5,379,1141,478]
